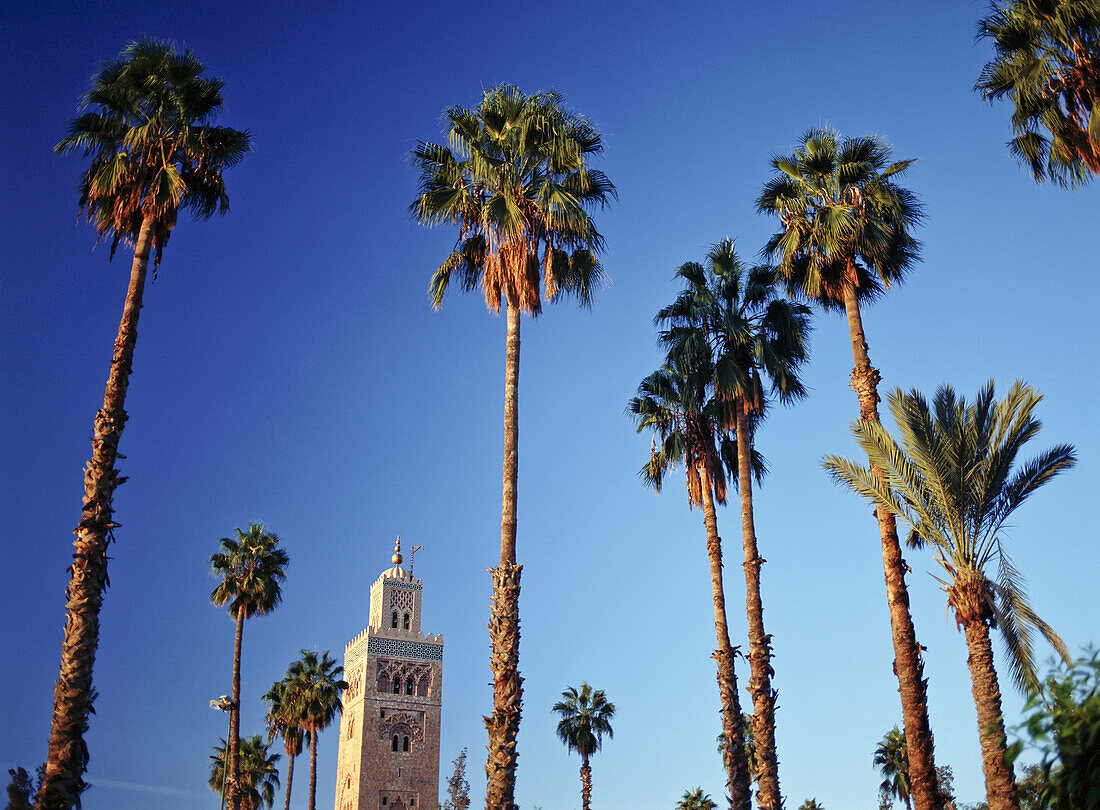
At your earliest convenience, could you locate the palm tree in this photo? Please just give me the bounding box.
[976,0,1100,186]
[210,736,281,810]
[757,128,942,810]
[717,713,757,785]
[798,801,825,810]
[658,240,810,810]
[678,788,719,810]
[875,726,913,810]
[551,683,616,810]
[825,380,1074,810]
[629,360,752,809]
[410,84,614,810]
[41,40,249,809]
[282,650,347,810]
[263,679,303,810]
[210,525,289,810]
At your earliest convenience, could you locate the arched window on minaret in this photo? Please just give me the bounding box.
[391,735,398,752]
[403,612,410,630]
[391,610,399,629]
[405,677,414,695]
[402,736,410,752]
[392,676,401,694]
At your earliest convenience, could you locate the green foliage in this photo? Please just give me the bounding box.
[976,0,1100,186]
[757,128,921,313]
[552,683,615,758]
[677,787,718,810]
[798,799,825,810]
[6,767,35,810]
[210,524,290,620]
[410,84,615,315]
[281,649,347,736]
[1016,649,1100,809]
[442,748,471,810]
[824,380,1074,693]
[55,39,250,268]
[209,735,280,810]
[874,726,912,810]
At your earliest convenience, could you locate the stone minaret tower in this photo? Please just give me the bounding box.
[335,539,444,810]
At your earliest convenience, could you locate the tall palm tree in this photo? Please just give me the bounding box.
[410,83,614,810]
[263,679,303,810]
[825,380,1074,810]
[757,128,942,810]
[551,683,616,810]
[875,726,913,810]
[41,40,249,810]
[282,650,347,810]
[210,525,289,810]
[678,788,719,810]
[658,240,810,810]
[629,360,752,810]
[977,0,1100,186]
[209,736,281,810]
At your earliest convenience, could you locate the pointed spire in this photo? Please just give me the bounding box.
[391,535,403,566]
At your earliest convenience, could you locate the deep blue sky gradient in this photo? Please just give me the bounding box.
[2,2,1098,809]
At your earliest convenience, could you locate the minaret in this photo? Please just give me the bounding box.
[334,539,444,810]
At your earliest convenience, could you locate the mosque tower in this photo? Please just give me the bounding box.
[334,539,444,810]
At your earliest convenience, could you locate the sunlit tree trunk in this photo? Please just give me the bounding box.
[282,745,295,810]
[308,728,318,810]
[734,403,781,810]
[842,281,943,810]
[962,619,1019,810]
[579,751,592,810]
[485,302,523,810]
[38,217,154,810]
[699,465,752,810]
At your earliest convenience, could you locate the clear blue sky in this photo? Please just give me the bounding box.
[2,2,1097,809]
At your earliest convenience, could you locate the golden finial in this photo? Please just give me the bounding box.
[391,536,403,565]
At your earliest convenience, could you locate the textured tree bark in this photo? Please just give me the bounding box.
[842,282,943,810]
[734,403,782,810]
[579,753,592,810]
[283,747,295,810]
[484,564,522,810]
[308,729,318,810]
[38,217,154,810]
[699,465,752,810]
[484,302,523,810]
[962,621,1020,810]
[228,606,246,810]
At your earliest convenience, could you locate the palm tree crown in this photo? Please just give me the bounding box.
[210,525,289,619]
[210,736,280,810]
[410,83,615,315]
[552,683,616,758]
[756,128,921,312]
[55,39,250,268]
[824,380,1074,693]
[656,239,810,414]
[977,0,1100,186]
[677,787,718,810]
[874,726,913,810]
[282,649,346,810]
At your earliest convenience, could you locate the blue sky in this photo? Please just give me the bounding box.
[2,2,1098,809]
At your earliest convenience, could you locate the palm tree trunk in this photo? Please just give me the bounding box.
[485,302,523,810]
[229,605,246,810]
[699,465,752,810]
[309,728,318,810]
[962,620,1019,810]
[842,282,942,810]
[579,751,592,810]
[37,217,154,810]
[734,403,781,810]
[283,748,295,810]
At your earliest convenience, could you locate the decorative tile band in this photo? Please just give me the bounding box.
[367,637,443,662]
